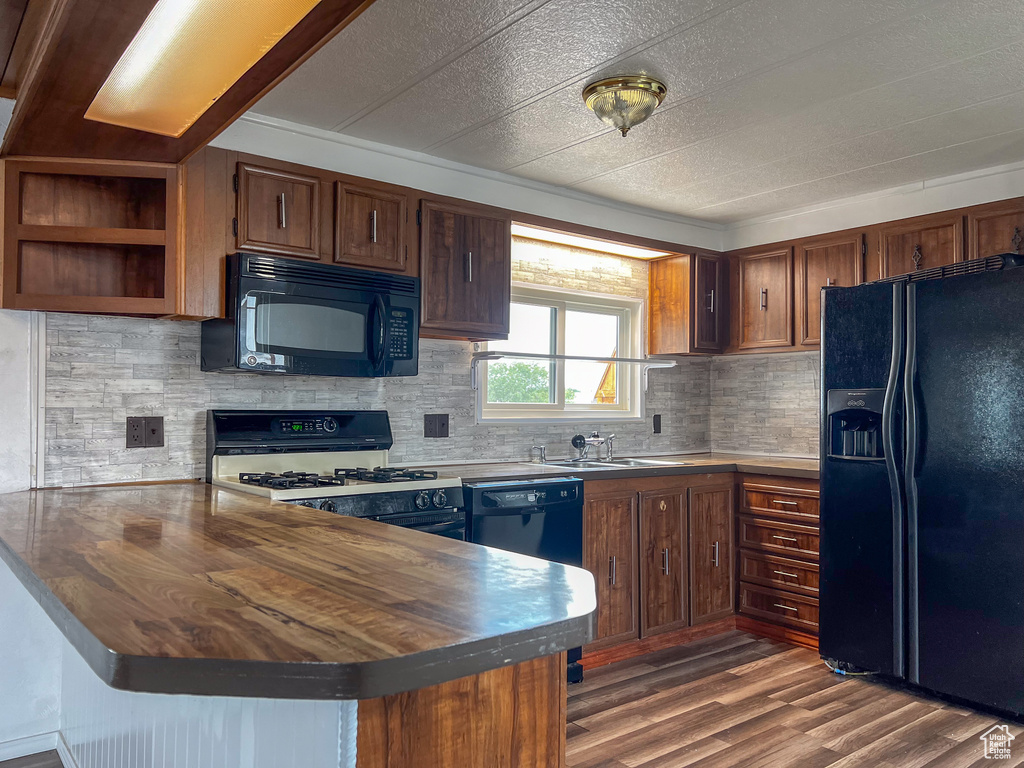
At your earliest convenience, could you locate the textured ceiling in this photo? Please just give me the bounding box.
[253,0,1024,223]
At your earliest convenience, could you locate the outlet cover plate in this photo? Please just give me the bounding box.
[424,414,449,439]
[126,417,146,448]
[144,416,164,447]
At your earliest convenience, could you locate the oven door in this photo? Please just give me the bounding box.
[239,290,388,376]
[376,511,466,541]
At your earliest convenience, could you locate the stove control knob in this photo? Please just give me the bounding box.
[319,500,338,514]
[432,490,448,509]
[415,490,432,510]
[322,417,338,433]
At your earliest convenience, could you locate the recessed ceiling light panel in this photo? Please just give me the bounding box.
[85,0,321,138]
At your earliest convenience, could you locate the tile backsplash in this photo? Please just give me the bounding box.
[43,313,712,487]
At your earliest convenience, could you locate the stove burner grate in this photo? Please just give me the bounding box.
[238,471,348,490]
[335,466,440,483]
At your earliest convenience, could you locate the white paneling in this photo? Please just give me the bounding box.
[60,640,355,768]
[0,559,62,749]
[0,311,32,492]
[211,114,725,249]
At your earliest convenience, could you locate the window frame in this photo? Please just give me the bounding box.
[477,283,645,423]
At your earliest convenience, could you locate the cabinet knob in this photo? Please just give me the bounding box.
[659,500,667,511]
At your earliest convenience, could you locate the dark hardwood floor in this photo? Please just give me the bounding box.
[0,752,62,768]
[569,631,1022,767]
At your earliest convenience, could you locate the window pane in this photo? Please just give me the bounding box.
[487,303,556,404]
[565,310,619,405]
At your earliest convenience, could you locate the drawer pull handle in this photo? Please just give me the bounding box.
[773,570,799,578]
[772,500,799,506]
[609,555,617,586]
[712,541,720,568]
[370,209,378,243]
[277,193,287,229]
[772,535,798,543]
[760,287,768,311]
[465,251,473,282]
[661,548,670,576]
[773,603,799,613]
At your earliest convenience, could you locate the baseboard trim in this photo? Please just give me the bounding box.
[0,732,59,762]
[735,615,819,651]
[581,616,738,669]
[55,732,79,768]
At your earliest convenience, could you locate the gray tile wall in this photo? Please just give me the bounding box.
[43,313,711,487]
[710,351,820,457]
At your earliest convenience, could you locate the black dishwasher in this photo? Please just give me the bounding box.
[464,477,585,683]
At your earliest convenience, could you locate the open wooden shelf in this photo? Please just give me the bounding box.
[2,158,178,315]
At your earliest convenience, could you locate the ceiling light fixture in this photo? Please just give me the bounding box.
[582,75,667,137]
[85,0,321,138]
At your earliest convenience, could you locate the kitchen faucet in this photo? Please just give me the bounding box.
[570,432,615,461]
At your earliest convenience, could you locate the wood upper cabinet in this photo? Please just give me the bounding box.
[236,163,321,260]
[335,182,408,272]
[583,492,639,650]
[419,200,511,339]
[795,234,864,348]
[688,484,734,625]
[878,212,963,278]
[968,198,1024,260]
[736,248,792,350]
[638,491,687,637]
[1,157,179,315]
[649,253,726,355]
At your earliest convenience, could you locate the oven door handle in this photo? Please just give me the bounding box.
[369,295,387,372]
[409,520,465,536]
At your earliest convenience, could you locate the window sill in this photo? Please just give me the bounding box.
[477,414,645,425]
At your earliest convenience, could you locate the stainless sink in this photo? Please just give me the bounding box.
[535,458,692,469]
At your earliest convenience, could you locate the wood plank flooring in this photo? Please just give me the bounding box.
[0,752,63,768]
[569,631,1022,767]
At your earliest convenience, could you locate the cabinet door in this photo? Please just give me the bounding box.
[795,234,863,347]
[879,213,962,278]
[689,484,734,624]
[583,493,639,649]
[420,200,511,339]
[738,248,792,350]
[236,163,321,260]
[335,182,407,272]
[968,200,1024,260]
[639,491,687,637]
[694,255,725,352]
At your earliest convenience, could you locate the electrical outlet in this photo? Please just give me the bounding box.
[144,416,164,447]
[653,414,662,434]
[126,417,147,448]
[424,414,450,439]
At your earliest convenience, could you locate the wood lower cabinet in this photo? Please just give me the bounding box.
[235,163,322,260]
[737,475,820,638]
[968,197,1024,260]
[688,484,734,624]
[638,491,687,636]
[648,253,726,355]
[736,248,792,350]
[795,233,864,348]
[335,182,408,272]
[878,211,963,278]
[419,199,511,339]
[583,491,639,649]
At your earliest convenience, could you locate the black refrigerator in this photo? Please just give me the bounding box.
[820,256,1024,716]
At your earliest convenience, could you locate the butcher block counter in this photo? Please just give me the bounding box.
[0,481,595,702]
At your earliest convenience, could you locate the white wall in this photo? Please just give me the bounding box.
[0,560,61,756]
[0,311,34,493]
[214,114,725,251]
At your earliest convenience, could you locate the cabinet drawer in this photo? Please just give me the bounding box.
[742,483,818,523]
[738,516,819,560]
[739,583,819,632]
[739,551,818,597]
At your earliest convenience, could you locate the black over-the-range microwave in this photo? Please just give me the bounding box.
[200,253,420,377]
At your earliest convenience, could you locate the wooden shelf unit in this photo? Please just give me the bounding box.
[2,158,179,314]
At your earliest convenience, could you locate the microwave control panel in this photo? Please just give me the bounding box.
[387,308,415,360]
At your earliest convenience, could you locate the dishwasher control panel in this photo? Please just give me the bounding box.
[468,478,582,508]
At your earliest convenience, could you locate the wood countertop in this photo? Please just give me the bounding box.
[0,482,595,700]
[424,453,819,484]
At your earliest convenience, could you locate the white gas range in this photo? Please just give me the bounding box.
[206,410,465,539]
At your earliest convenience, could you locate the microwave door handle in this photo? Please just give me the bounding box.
[370,295,387,371]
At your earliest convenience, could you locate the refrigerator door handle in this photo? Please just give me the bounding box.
[882,282,906,678]
[904,283,920,684]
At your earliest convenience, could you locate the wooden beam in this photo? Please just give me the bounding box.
[2,0,377,163]
[0,0,51,99]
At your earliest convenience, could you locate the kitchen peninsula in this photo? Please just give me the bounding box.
[0,482,595,767]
